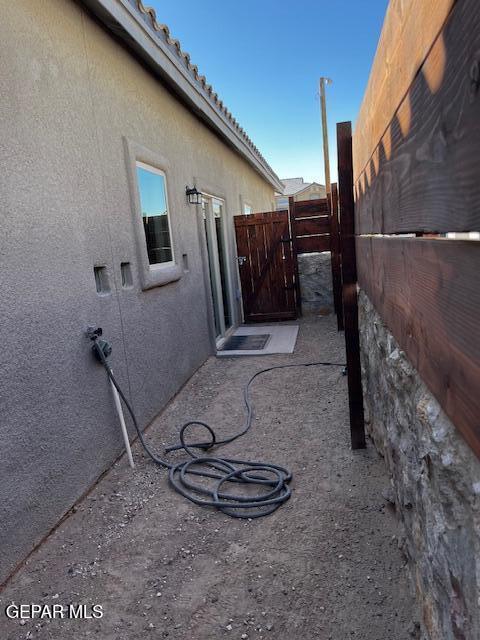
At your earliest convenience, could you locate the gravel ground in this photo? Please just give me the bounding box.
[0,315,416,639]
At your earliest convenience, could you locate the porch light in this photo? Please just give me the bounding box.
[185,185,202,205]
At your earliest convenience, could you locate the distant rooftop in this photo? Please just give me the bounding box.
[280,177,326,196]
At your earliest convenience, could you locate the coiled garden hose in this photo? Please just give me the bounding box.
[91,333,345,519]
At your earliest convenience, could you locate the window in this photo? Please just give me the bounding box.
[276,197,289,210]
[124,138,182,290]
[244,203,253,215]
[136,162,173,266]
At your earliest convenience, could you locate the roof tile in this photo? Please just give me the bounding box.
[131,0,275,175]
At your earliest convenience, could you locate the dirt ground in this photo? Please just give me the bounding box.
[0,315,416,640]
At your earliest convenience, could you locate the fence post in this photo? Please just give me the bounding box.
[336,122,365,449]
[328,182,344,330]
[288,196,302,316]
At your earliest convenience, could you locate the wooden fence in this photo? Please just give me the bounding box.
[335,0,480,457]
[288,196,330,254]
[288,196,333,316]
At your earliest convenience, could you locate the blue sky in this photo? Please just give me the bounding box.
[148,0,388,184]
[137,164,168,217]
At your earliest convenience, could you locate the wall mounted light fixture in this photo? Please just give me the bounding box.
[185,186,202,205]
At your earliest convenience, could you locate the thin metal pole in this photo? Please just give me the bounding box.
[319,77,332,196]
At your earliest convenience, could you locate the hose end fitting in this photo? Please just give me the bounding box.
[86,326,112,363]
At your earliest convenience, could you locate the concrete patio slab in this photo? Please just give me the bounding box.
[217,324,299,357]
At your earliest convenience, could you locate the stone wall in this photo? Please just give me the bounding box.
[297,252,333,314]
[358,290,480,640]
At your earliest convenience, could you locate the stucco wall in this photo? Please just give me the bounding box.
[295,184,326,201]
[0,0,274,583]
[359,291,480,640]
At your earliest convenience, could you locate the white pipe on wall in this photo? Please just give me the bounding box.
[110,375,135,469]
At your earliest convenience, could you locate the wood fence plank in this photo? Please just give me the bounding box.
[292,199,329,217]
[295,217,330,236]
[353,0,455,180]
[337,122,366,449]
[290,198,331,257]
[357,235,480,457]
[295,236,330,254]
[355,0,480,234]
[235,211,288,226]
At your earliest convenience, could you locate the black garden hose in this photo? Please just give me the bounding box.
[92,337,344,519]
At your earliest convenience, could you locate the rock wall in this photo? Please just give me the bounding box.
[297,252,333,314]
[358,290,480,640]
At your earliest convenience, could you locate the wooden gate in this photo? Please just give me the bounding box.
[234,210,297,323]
[289,196,331,253]
[289,195,333,315]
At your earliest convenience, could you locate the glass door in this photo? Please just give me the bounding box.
[202,196,232,340]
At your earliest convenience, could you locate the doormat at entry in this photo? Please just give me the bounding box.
[220,334,271,351]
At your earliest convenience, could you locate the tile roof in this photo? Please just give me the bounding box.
[281,177,311,196]
[127,0,277,180]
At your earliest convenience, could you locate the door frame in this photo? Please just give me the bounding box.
[201,192,236,345]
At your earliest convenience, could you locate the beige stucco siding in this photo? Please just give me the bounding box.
[295,184,326,201]
[0,0,274,583]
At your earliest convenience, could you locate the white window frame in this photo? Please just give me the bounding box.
[243,202,253,216]
[124,138,182,290]
[135,161,175,269]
